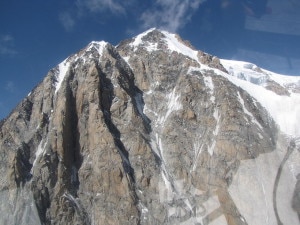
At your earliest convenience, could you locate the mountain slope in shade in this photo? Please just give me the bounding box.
[0,29,299,225]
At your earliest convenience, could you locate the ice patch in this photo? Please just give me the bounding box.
[221,59,268,85]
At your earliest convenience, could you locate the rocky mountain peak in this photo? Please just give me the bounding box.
[0,29,299,225]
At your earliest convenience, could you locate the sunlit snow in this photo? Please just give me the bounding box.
[221,59,300,87]
[237,91,263,129]
[204,75,215,103]
[55,59,70,94]
[31,139,47,171]
[87,41,107,57]
[130,28,156,50]
[157,88,182,125]
[161,31,199,62]
[221,59,300,137]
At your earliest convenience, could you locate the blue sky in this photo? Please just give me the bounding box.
[1,0,300,119]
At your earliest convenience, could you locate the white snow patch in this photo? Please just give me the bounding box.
[213,109,220,136]
[151,131,175,205]
[206,109,221,156]
[158,88,182,124]
[204,76,215,103]
[146,42,158,52]
[189,64,218,75]
[204,76,214,92]
[130,28,156,49]
[187,66,200,74]
[237,91,263,129]
[122,56,132,69]
[192,139,204,171]
[207,140,216,156]
[87,41,107,57]
[55,59,70,94]
[55,41,107,94]
[138,201,149,221]
[209,128,218,156]
[161,31,199,63]
[32,139,47,169]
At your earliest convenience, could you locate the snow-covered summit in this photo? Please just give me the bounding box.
[86,41,108,55]
[129,28,199,62]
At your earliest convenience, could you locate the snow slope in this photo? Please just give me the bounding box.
[220,59,300,138]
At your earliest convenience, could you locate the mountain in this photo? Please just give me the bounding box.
[0,28,299,225]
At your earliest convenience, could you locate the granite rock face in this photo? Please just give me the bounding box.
[0,29,299,225]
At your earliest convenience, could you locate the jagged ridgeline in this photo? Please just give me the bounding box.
[0,29,299,225]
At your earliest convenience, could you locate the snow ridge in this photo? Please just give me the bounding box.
[55,59,70,94]
[129,28,200,63]
[55,41,107,95]
[130,28,156,50]
[87,41,107,57]
[161,31,199,62]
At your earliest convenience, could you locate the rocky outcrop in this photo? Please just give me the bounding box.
[0,29,299,225]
